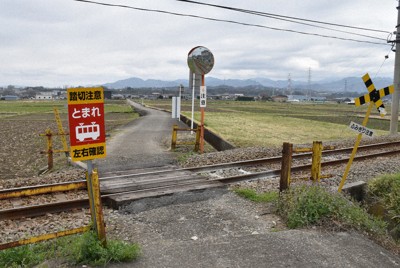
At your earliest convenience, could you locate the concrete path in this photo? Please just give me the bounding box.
[108,188,400,268]
[96,102,400,268]
[96,100,187,173]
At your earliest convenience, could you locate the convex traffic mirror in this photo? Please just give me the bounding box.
[187,46,214,75]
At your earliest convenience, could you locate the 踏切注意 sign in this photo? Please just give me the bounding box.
[67,87,106,161]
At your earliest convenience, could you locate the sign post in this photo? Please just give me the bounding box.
[187,46,214,153]
[67,87,107,245]
[338,74,393,192]
[178,84,183,121]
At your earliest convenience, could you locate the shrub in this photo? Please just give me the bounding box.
[368,174,400,214]
[70,231,140,266]
[368,174,400,238]
[0,231,140,267]
[278,185,386,235]
[0,244,47,268]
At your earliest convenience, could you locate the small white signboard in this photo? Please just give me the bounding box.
[349,121,374,137]
[172,96,181,119]
[200,86,206,107]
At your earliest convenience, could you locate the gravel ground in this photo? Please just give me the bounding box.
[39,137,400,266]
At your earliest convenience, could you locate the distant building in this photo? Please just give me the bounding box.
[310,97,326,102]
[1,95,19,101]
[287,95,309,102]
[236,96,255,101]
[35,92,53,100]
[272,95,288,102]
[335,97,352,104]
[111,94,125,100]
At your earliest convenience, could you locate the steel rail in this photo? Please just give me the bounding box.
[1,140,398,200]
[0,181,87,200]
[100,140,400,177]
[0,199,90,220]
[2,146,400,220]
[1,140,400,200]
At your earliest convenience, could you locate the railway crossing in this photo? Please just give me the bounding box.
[339,73,394,192]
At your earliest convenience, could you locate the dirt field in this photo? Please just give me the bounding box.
[0,106,137,186]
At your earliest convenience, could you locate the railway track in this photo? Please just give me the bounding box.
[2,140,400,220]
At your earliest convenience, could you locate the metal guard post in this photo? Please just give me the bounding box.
[311,141,323,182]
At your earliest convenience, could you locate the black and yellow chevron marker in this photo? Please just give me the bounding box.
[354,73,394,117]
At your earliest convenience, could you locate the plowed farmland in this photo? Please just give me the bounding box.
[0,100,138,186]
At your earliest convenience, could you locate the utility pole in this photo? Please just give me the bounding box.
[390,1,400,135]
[308,67,311,100]
[287,73,292,95]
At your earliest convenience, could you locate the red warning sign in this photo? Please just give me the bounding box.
[67,87,106,161]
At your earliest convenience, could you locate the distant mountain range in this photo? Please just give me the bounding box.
[102,76,394,92]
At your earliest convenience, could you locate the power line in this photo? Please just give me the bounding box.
[176,0,391,34]
[175,0,388,41]
[73,0,390,46]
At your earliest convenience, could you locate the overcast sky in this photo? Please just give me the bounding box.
[1,0,398,87]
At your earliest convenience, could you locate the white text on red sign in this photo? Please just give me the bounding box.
[72,107,102,119]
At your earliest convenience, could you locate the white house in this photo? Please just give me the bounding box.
[35,92,53,100]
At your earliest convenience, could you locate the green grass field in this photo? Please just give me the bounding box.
[144,99,393,147]
[0,99,134,117]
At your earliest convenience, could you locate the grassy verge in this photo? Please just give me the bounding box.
[367,174,400,239]
[233,185,386,235]
[277,185,387,235]
[0,231,140,267]
[233,188,279,203]
[144,99,390,147]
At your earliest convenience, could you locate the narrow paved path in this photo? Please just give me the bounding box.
[96,100,187,173]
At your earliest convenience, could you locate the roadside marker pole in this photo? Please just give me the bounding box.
[190,71,195,135]
[200,75,205,154]
[45,129,54,170]
[171,125,178,150]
